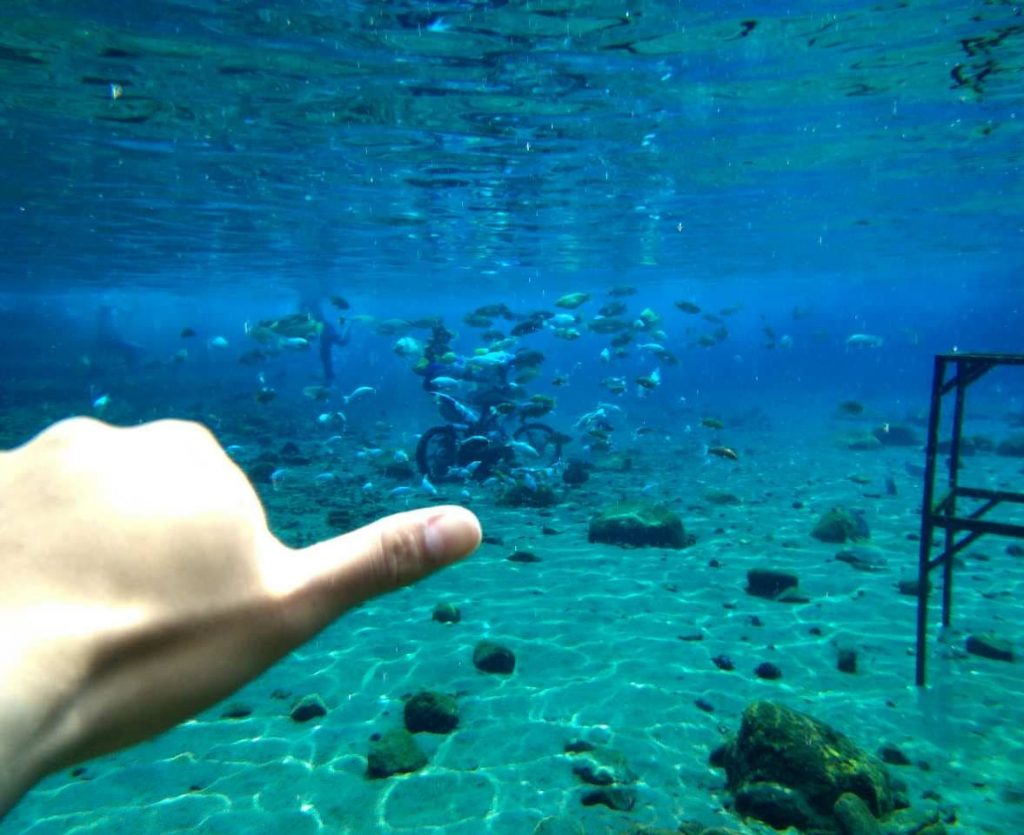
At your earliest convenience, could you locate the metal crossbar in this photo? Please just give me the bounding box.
[915,352,1024,686]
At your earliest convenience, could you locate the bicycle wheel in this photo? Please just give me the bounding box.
[416,425,459,482]
[512,423,564,466]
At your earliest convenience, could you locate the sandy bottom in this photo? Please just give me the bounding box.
[4,410,1023,834]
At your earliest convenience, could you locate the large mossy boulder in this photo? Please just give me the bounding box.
[812,507,870,543]
[588,502,688,549]
[710,701,896,834]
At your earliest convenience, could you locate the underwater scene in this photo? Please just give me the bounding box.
[1,0,1023,833]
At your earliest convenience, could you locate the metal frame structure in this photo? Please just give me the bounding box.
[916,352,1024,686]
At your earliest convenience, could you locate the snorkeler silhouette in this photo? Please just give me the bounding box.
[295,283,350,383]
[318,315,350,383]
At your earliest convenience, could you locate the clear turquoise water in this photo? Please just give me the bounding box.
[1,2,1023,833]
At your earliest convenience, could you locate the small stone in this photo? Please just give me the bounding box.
[835,546,888,572]
[580,786,636,811]
[897,578,928,596]
[878,744,912,766]
[754,661,783,680]
[838,648,858,674]
[562,459,590,486]
[712,654,735,671]
[220,703,253,719]
[508,549,541,563]
[568,745,636,788]
[290,695,327,723]
[965,633,1014,662]
[403,690,459,734]
[473,640,516,674]
[432,602,461,623]
[499,482,559,508]
[746,568,799,600]
[1007,543,1024,557]
[366,729,428,778]
[695,698,715,713]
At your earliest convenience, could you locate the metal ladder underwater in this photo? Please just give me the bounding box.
[916,352,1024,686]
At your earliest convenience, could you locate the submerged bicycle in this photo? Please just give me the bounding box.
[415,394,567,483]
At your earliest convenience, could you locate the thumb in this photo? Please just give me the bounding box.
[270,505,481,641]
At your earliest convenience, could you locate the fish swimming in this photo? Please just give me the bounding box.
[434,393,480,425]
[707,446,739,461]
[393,336,423,357]
[555,292,590,309]
[467,350,513,368]
[429,376,464,391]
[846,333,884,349]
[344,385,376,404]
[508,440,540,459]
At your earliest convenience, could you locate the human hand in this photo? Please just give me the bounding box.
[0,417,480,817]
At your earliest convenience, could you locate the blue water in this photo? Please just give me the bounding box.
[2,1,1023,833]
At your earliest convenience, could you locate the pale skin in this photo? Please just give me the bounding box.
[0,417,481,819]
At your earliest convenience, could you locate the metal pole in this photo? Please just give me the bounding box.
[916,355,945,687]
[943,359,968,628]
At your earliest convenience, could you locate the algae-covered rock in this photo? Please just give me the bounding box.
[431,602,461,623]
[588,502,688,549]
[498,481,559,508]
[473,640,516,674]
[567,744,637,787]
[812,507,870,543]
[366,729,428,778]
[289,694,327,723]
[710,701,895,834]
[746,568,800,600]
[404,690,459,734]
[965,632,1014,662]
